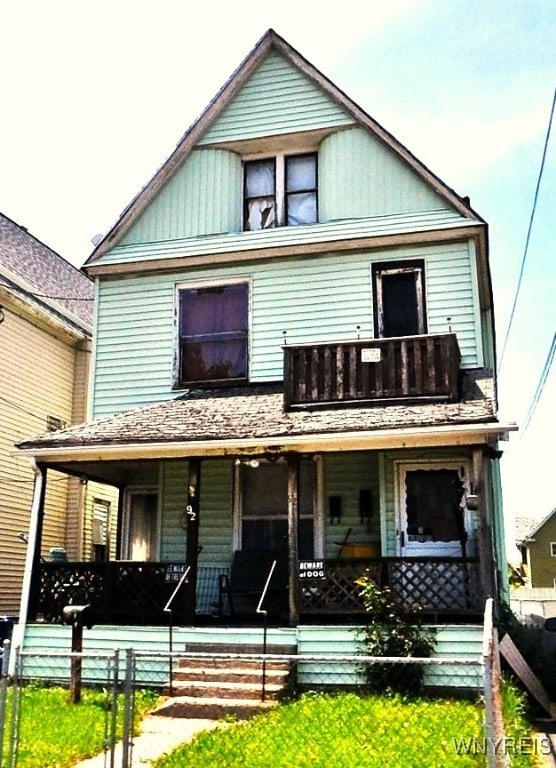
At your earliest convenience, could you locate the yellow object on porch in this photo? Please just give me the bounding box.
[340,544,380,559]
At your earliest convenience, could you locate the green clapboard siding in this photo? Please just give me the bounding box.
[201,52,354,145]
[319,127,449,221]
[92,242,480,418]
[323,452,380,558]
[120,149,242,246]
[20,622,480,690]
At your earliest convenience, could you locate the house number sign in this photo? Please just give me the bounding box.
[298,560,326,580]
[361,348,381,363]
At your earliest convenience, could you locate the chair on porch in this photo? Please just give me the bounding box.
[218,550,288,620]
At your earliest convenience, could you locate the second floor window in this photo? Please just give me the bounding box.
[178,282,249,385]
[244,153,317,231]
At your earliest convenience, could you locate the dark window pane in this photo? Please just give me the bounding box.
[381,272,420,336]
[179,284,248,384]
[406,470,464,542]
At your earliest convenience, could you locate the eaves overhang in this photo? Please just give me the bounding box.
[15,421,517,467]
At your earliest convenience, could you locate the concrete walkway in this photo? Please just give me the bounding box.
[73,711,222,768]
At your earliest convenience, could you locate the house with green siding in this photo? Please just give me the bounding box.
[13,30,516,687]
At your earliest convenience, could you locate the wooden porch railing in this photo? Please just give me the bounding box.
[33,561,193,625]
[284,333,461,408]
[299,557,482,615]
[32,556,481,626]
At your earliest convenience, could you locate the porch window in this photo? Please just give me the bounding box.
[373,261,427,337]
[241,461,314,558]
[178,282,249,385]
[244,153,317,231]
[91,498,110,562]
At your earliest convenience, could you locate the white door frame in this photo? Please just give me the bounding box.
[395,459,471,557]
[121,486,159,561]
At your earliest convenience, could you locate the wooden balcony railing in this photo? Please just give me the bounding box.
[284,333,460,409]
[299,557,482,615]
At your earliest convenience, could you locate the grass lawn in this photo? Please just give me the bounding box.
[154,685,538,768]
[1,684,159,768]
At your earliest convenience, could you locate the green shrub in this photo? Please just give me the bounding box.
[356,575,436,695]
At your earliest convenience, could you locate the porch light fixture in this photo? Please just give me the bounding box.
[234,458,260,468]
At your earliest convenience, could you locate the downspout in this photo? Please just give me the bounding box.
[9,460,46,674]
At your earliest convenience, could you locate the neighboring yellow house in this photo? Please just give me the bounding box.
[0,213,116,614]
[517,508,556,589]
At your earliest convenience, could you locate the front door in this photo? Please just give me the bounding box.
[239,460,314,558]
[123,489,158,560]
[397,462,469,558]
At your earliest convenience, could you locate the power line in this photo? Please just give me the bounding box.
[522,331,556,432]
[498,86,556,374]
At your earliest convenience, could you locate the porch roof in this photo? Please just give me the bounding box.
[16,370,515,464]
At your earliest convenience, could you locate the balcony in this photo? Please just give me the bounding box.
[284,333,460,409]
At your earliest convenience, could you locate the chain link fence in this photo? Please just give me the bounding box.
[0,630,510,768]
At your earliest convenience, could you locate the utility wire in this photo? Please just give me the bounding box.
[522,331,556,432]
[498,86,556,373]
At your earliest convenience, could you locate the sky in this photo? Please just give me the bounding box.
[1,0,554,559]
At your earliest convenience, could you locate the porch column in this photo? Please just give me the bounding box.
[184,459,201,622]
[287,453,300,626]
[473,447,495,607]
[11,462,47,669]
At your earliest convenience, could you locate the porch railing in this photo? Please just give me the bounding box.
[299,557,482,616]
[284,333,461,408]
[33,561,194,626]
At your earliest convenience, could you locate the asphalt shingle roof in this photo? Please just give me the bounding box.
[17,369,497,451]
[0,212,94,326]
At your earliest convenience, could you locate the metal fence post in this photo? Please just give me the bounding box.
[7,646,22,768]
[106,649,120,768]
[0,640,11,768]
[121,648,134,768]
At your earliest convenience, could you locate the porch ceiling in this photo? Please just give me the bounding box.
[15,374,515,472]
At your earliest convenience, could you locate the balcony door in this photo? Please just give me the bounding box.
[396,462,470,558]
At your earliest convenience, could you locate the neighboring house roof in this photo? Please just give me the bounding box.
[0,212,94,329]
[86,28,482,265]
[518,508,556,544]
[16,369,509,457]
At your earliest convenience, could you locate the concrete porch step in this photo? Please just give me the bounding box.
[173,665,291,685]
[154,694,279,720]
[168,677,286,700]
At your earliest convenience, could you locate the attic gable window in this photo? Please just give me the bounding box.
[244,153,317,231]
[178,282,249,386]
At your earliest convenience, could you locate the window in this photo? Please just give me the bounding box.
[244,153,317,231]
[373,261,427,337]
[91,498,110,562]
[178,282,249,385]
[550,542,556,557]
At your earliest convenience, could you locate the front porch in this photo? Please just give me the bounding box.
[32,554,483,627]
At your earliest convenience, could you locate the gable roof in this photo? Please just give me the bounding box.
[518,507,556,543]
[0,212,94,329]
[86,28,483,266]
